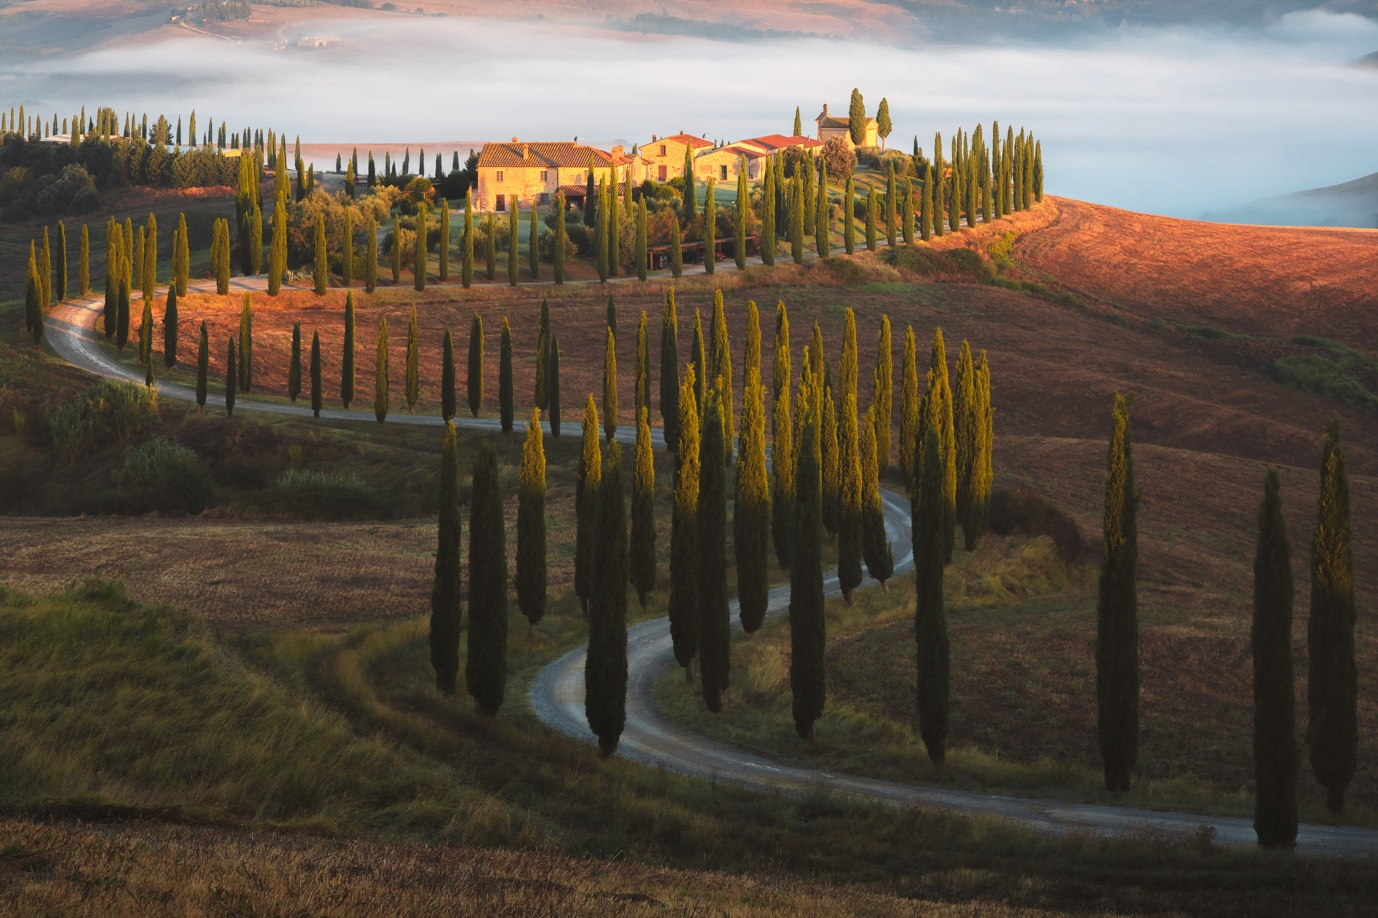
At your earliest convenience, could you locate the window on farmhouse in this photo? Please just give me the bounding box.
[659,144,667,157]
[540,170,548,181]
[539,192,549,205]
[720,165,728,181]
[496,195,506,212]
[496,170,504,182]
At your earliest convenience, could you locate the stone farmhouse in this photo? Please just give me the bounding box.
[475,139,644,212]
[691,134,825,185]
[816,103,878,149]
[639,133,713,183]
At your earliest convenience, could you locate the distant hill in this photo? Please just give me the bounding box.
[1205,172,1378,229]
[1357,50,1378,68]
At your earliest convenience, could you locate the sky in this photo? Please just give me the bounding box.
[2,10,1376,217]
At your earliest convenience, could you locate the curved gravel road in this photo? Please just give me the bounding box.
[47,284,1378,858]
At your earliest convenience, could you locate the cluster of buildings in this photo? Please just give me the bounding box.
[473,104,880,213]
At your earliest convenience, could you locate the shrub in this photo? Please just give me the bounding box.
[47,381,158,461]
[1270,355,1378,413]
[115,436,213,515]
[988,488,1086,562]
[821,137,858,179]
[269,469,380,519]
[884,246,992,283]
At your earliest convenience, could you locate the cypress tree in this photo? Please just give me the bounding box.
[312,214,328,295]
[441,328,456,421]
[1034,140,1044,203]
[586,439,628,756]
[518,409,547,634]
[56,221,67,302]
[215,219,231,294]
[670,213,682,279]
[682,145,697,219]
[79,224,90,295]
[710,290,734,464]
[1253,466,1297,848]
[703,177,716,275]
[585,159,598,227]
[790,398,825,740]
[872,315,892,477]
[288,322,302,402]
[466,440,508,716]
[138,297,153,365]
[225,339,237,417]
[734,160,748,270]
[861,407,893,585]
[441,199,452,283]
[174,213,189,296]
[249,200,263,276]
[841,172,857,255]
[761,160,776,267]
[196,321,208,411]
[789,173,804,265]
[163,287,178,368]
[24,252,40,344]
[103,219,116,335]
[528,202,540,280]
[821,384,839,537]
[972,350,994,539]
[635,309,650,426]
[772,305,794,569]
[630,407,657,607]
[885,163,899,247]
[691,309,707,411]
[268,199,285,296]
[39,227,51,308]
[954,340,979,550]
[466,312,484,417]
[899,325,919,489]
[793,107,802,137]
[1308,418,1356,814]
[736,372,770,632]
[365,215,378,292]
[554,190,566,285]
[670,366,701,676]
[547,331,561,438]
[903,178,915,245]
[802,153,815,233]
[576,397,602,615]
[660,290,680,451]
[1097,394,1139,793]
[116,276,130,350]
[865,186,879,251]
[603,326,618,441]
[132,226,143,299]
[698,387,730,712]
[535,298,550,409]
[375,318,389,424]
[238,293,252,393]
[838,385,864,602]
[416,205,429,291]
[406,306,420,413]
[636,197,648,281]
[933,153,945,238]
[507,200,518,286]
[607,183,620,279]
[310,331,322,418]
[815,160,829,259]
[430,421,462,694]
[341,292,356,409]
[391,215,402,285]
[914,424,949,765]
[920,328,957,561]
[484,210,496,282]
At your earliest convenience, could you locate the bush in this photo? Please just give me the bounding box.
[268,469,380,519]
[68,184,101,214]
[34,163,95,216]
[821,136,857,179]
[1270,355,1378,413]
[988,488,1086,562]
[47,381,158,461]
[884,246,992,283]
[114,436,213,515]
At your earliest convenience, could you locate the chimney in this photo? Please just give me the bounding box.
[652,133,658,142]
[822,104,829,117]
[511,136,519,142]
[611,144,624,158]
[522,143,529,160]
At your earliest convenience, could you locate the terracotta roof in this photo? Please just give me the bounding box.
[478,141,613,169]
[713,143,767,159]
[653,133,713,149]
[737,134,824,153]
[817,112,877,130]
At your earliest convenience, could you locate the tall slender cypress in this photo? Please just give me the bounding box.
[772,307,795,570]
[636,197,648,281]
[528,201,540,280]
[79,224,90,295]
[821,384,839,537]
[237,294,252,392]
[507,201,518,286]
[341,292,356,409]
[815,160,828,259]
[391,215,402,285]
[288,322,302,402]
[374,318,389,424]
[900,326,920,489]
[903,178,915,246]
[972,351,993,539]
[416,205,430,291]
[838,387,863,602]
[843,172,856,255]
[630,407,657,607]
[736,375,770,633]
[635,310,650,425]
[195,321,208,410]
[861,408,893,586]
[954,340,979,551]
[518,409,547,634]
[698,386,731,712]
[484,210,496,282]
[312,214,328,295]
[660,290,680,451]
[1308,418,1356,814]
[670,214,682,279]
[466,440,508,716]
[872,315,892,477]
[225,339,237,417]
[467,312,483,417]
[710,291,734,463]
[268,198,285,296]
[441,199,452,282]
[1253,467,1297,848]
[553,190,566,285]
[547,331,561,438]
[1097,394,1139,793]
[790,398,825,740]
[342,206,354,287]
[886,164,898,247]
[703,177,716,275]
[914,424,949,765]
[920,328,957,561]
[441,329,456,421]
[734,160,748,270]
[163,287,178,368]
[365,214,377,292]
[865,187,879,251]
[310,331,322,418]
[56,221,67,302]
[761,160,776,267]
[116,276,130,350]
[691,309,707,411]
[789,174,804,265]
[173,213,188,296]
[670,366,701,676]
[499,317,515,432]
[603,326,618,442]
[576,397,602,615]
[586,440,628,756]
[430,421,462,694]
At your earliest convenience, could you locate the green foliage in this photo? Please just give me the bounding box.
[670,366,701,672]
[772,318,795,571]
[547,331,561,438]
[466,441,508,716]
[406,307,420,414]
[47,380,158,461]
[113,435,212,515]
[430,422,461,693]
[499,318,514,433]
[913,425,948,765]
[837,389,863,602]
[310,331,322,418]
[1097,394,1139,793]
[1253,467,1297,848]
[630,408,656,608]
[736,378,770,633]
[1270,355,1378,414]
[466,312,483,418]
[586,440,628,756]
[374,318,389,424]
[789,400,825,740]
[603,326,618,442]
[710,291,733,463]
[517,410,547,630]
[575,397,602,614]
[697,388,730,712]
[659,290,679,451]
[861,409,893,585]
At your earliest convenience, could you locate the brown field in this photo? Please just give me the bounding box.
[1016,197,1378,354]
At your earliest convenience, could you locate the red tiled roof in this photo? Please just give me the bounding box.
[478,141,613,169]
[654,133,713,149]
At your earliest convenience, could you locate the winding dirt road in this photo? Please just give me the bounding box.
[46,282,1378,858]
